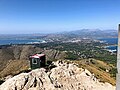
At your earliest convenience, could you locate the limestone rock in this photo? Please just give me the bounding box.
[0,61,116,90]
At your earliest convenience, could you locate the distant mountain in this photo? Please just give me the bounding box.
[0,29,117,42]
[61,29,117,39]
[41,29,117,42]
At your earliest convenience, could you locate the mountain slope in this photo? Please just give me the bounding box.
[0,45,66,78]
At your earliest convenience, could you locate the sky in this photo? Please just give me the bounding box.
[0,0,120,34]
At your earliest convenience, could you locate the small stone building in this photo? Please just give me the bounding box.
[29,54,46,69]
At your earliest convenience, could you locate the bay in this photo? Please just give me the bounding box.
[0,39,45,45]
[98,38,117,52]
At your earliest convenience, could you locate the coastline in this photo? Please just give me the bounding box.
[98,38,117,53]
[0,39,47,46]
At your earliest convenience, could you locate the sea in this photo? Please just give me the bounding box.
[0,37,118,52]
[0,39,46,45]
[98,38,117,52]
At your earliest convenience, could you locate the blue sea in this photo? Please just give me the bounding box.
[99,38,118,44]
[98,38,117,52]
[0,39,45,45]
[0,37,118,51]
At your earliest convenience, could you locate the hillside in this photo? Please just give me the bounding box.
[0,44,116,86]
[0,45,66,78]
[71,59,116,85]
[0,61,115,90]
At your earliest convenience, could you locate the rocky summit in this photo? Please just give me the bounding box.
[0,61,115,90]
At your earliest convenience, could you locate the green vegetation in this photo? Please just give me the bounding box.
[65,52,78,60]
[36,41,116,65]
[110,67,117,78]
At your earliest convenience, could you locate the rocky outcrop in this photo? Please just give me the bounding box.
[0,61,116,90]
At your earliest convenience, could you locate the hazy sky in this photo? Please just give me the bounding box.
[0,0,120,34]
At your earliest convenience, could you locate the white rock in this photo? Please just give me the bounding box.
[0,61,115,90]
